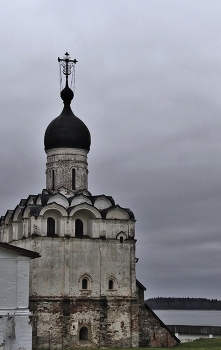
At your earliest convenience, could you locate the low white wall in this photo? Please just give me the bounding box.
[175,332,221,343]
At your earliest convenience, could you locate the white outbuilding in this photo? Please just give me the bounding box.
[0,242,40,350]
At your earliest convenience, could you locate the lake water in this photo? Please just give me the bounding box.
[153,310,221,326]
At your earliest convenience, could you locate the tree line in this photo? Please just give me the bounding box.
[146,297,221,310]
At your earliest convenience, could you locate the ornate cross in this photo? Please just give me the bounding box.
[58,52,78,86]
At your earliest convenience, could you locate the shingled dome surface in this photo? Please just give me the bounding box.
[44,85,91,152]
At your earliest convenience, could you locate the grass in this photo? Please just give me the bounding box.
[138,338,221,349]
[39,339,221,350]
[101,338,221,350]
[175,338,221,349]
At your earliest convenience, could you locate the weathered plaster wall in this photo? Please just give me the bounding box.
[10,229,139,349]
[13,237,136,299]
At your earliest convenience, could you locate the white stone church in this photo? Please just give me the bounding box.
[0,53,179,349]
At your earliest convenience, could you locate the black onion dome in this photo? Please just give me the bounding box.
[44,85,91,152]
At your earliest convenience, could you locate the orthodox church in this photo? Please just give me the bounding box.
[0,53,179,349]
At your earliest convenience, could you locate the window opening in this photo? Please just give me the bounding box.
[79,327,88,340]
[75,219,83,238]
[120,236,124,243]
[72,169,76,190]
[52,170,55,190]
[108,279,114,290]
[47,217,55,237]
[82,278,88,290]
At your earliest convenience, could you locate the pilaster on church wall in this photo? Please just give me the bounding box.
[98,220,106,238]
[58,217,65,237]
[12,222,17,241]
[87,219,93,237]
[75,166,88,190]
[41,217,47,236]
[99,245,107,296]
[22,217,31,238]
[128,221,135,237]
[0,225,3,241]
[0,225,6,242]
[90,220,105,238]
[23,218,28,238]
[130,241,137,298]
[3,225,9,242]
[66,218,71,236]
[30,217,41,237]
[67,217,74,236]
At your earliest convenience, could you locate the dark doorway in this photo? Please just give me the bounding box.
[47,217,55,237]
[79,327,88,340]
[75,219,83,238]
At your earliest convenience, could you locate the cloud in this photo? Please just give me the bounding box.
[0,0,221,299]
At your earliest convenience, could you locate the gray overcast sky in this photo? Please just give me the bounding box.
[1,0,221,299]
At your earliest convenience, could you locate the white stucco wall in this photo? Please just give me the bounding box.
[0,248,33,350]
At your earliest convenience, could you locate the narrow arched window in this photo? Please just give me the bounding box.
[120,236,124,243]
[75,219,83,238]
[108,279,114,290]
[52,170,55,190]
[79,327,88,340]
[47,217,55,237]
[82,278,88,290]
[72,169,76,190]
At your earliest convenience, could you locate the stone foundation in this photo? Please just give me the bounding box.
[30,297,139,349]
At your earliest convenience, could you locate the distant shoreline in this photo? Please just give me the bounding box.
[146,297,221,310]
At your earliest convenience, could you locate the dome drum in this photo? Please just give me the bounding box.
[46,148,88,192]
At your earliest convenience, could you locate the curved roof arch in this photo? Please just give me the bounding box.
[13,205,24,221]
[47,193,69,207]
[68,203,102,219]
[70,194,92,207]
[39,203,68,217]
[4,210,14,224]
[101,205,135,220]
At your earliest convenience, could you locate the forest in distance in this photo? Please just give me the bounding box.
[146,297,221,310]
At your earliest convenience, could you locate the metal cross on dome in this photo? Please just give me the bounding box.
[58,52,78,91]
